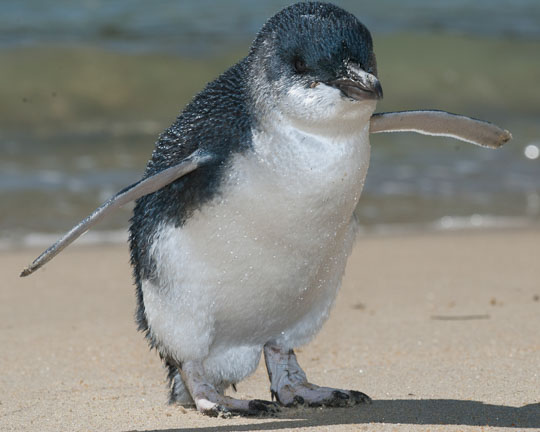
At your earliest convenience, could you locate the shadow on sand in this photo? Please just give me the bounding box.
[128,398,540,431]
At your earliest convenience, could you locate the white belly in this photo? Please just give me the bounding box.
[142,120,371,380]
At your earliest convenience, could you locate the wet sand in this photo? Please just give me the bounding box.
[1,229,539,431]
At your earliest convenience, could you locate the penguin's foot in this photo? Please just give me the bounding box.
[264,343,372,408]
[180,361,279,417]
[272,382,371,408]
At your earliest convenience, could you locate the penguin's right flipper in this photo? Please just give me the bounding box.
[20,149,212,277]
[370,110,512,149]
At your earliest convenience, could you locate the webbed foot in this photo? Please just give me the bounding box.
[264,343,371,408]
[180,361,280,417]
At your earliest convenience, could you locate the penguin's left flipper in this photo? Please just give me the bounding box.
[20,149,212,277]
[370,110,512,149]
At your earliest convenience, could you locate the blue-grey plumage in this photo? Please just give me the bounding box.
[130,2,380,415]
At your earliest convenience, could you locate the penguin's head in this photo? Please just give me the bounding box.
[248,2,382,128]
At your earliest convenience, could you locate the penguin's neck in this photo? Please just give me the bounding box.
[250,107,372,181]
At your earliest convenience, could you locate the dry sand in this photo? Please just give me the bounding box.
[1,229,539,431]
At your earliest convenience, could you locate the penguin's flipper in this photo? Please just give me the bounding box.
[20,149,212,277]
[369,110,512,149]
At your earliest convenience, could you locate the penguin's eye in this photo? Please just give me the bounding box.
[293,58,308,74]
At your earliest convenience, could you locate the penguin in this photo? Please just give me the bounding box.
[21,2,511,417]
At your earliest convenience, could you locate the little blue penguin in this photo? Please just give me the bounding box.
[129,1,379,415]
[19,1,512,418]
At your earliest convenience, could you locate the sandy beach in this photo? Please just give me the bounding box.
[1,228,539,431]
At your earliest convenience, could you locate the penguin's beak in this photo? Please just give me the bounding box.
[328,64,383,101]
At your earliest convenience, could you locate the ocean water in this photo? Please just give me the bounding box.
[2,0,540,53]
[1,1,539,248]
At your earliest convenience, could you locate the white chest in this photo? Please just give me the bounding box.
[145,118,372,353]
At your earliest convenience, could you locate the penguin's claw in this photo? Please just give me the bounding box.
[350,390,372,405]
[247,399,281,415]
